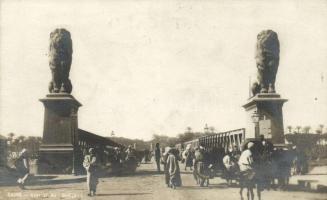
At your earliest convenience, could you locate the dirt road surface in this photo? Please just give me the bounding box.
[0,162,326,200]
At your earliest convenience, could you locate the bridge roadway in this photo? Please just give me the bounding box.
[1,162,326,200]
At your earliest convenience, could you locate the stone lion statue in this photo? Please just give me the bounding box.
[252,30,280,95]
[48,28,73,93]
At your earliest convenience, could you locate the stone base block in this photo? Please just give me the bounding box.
[38,145,74,174]
[243,93,288,144]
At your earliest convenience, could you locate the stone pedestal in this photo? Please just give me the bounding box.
[243,93,287,144]
[38,94,81,174]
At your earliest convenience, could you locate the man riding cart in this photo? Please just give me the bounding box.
[222,136,295,191]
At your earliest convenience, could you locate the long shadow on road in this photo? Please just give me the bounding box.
[181,183,229,190]
[0,176,86,187]
[96,192,152,196]
[29,177,86,186]
[26,186,72,190]
[180,171,194,175]
[116,170,161,177]
[273,184,326,193]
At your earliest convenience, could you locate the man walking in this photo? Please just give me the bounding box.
[239,142,255,173]
[238,142,256,200]
[193,146,210,187]
[83,148,99,197]
[15,148,29,189]
[166,148,182,189]
[154,143,161,172]
[183,144,194,171]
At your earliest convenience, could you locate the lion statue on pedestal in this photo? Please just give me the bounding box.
[48,28,73,94]
[252,30,280,95]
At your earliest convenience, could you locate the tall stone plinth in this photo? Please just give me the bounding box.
[243,93,287,144]
[38,94,81,174]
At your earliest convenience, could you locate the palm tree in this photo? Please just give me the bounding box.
[17,135,26,151]
[287,126,292,134]
[12,138,20,152]
[7,132,15,139]
[319,124,324,134]
[7,132,15,146]
[303,126,311,134]
[296,126,301,134]
[7,132,15,154]
[17,135,25,142]
[185,127,192,133]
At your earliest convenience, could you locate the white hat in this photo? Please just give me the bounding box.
[163,147,172,156]
[247,142,254,149]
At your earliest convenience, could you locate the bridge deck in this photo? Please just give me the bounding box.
[0,162,326,200]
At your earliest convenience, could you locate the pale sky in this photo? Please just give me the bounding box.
[0,0,327,140]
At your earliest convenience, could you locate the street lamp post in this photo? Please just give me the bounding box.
[204,123,209,134]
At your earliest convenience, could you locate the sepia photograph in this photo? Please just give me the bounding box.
[0,0,327,199]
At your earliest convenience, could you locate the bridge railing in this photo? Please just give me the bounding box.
[177,128,245,152]
[198,128,245,151]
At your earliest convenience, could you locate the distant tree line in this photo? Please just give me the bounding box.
[109,126,218,151]
[3,125,216,158]
[285,126,327,160]
[108,136,152,150]
[286,124,326,134]
[151,126,217,148]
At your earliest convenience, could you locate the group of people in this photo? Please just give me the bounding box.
[154,142,217,188]
[222,136,297,200]
[83,145,140,197]
[12,136,305,198]
[111,145,140,176]
[12,145,141,197]
[153,135,300,200]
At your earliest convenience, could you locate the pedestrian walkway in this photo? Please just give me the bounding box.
[289,166,327,192]
[1,163,327,200]
[0,167,85,187]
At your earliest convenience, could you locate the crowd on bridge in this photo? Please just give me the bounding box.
[154,135,308,200]
[10,135,309,199]
[43,134,309,198]
[83,144,145,196]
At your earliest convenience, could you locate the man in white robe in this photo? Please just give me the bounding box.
[83,148,98,196]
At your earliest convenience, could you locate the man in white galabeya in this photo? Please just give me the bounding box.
[238,142,255,172]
